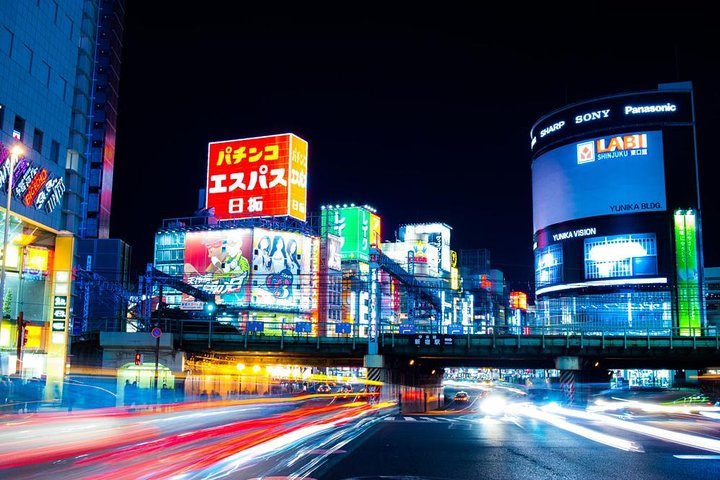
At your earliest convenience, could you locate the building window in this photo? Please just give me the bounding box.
[33,128,43,153]
[13,115,25,141]
[50,140,60,163]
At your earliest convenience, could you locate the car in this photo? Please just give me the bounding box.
[316,384,332,394]
[454,391,469,402]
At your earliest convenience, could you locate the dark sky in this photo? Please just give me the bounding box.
[111,7,720,289]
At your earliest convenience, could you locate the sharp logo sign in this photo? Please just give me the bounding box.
[576,133,648,164]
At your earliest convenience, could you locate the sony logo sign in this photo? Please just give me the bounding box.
[575,109,610,124]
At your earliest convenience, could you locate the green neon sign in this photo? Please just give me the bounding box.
[674,210,701,336]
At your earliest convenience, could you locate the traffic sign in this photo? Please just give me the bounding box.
[151,327,162,338]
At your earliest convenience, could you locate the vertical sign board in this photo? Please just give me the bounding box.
[46,234,73,400]
[320,206,381,262]
[206,134,308,221]
[674,210,701,335]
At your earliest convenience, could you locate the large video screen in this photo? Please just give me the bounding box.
[532,131,666,233]
[251,228,313,311]
[184,229,253,305]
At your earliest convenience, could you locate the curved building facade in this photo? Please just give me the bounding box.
[530,82,704,335]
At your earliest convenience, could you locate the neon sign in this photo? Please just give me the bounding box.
[0,141,65,214]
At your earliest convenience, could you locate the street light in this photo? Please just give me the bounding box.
[0,145,23,321]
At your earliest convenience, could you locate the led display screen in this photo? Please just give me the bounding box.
[535,243,563,289]
[251,228,313,311]
[532,131,666,233]
[184,229,253,305]
[583,233,657,280]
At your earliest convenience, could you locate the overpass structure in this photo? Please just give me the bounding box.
[176,326,720,370]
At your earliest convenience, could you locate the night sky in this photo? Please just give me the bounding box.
[111,7,720,289]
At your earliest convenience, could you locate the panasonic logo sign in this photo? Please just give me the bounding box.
[624,103,677,115]
[575,109,610,124]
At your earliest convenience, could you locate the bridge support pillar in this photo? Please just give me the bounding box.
[555,356,579,406]
[555,356,612,407]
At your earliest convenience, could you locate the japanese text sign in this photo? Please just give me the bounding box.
[207,133,308,221]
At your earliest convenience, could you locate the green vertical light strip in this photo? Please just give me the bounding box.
[675,210,701,336]
[684,212,701,334]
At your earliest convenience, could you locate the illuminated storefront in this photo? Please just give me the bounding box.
[530,83,705,335]
[0,142,73,397]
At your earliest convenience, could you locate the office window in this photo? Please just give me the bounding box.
[33,128,44,153]
[50,140,60,163]
[13,115,25,141]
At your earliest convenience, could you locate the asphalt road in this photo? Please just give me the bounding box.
[3,391,720,479]
[309,411,720,480]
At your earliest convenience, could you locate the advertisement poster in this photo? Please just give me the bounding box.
[251,228,312,311]
[183,229,253,305]
[532,130,666,233]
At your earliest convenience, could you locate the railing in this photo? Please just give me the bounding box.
[164,318,720,354]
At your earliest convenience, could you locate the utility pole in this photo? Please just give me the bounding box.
[15,312,26,375]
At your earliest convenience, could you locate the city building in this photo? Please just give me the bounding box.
[530,82,705,335]
[80,0,125,239]
[0,1,126,396]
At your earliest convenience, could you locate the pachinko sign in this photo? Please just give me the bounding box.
[0,141,65,213]
[206,134,308,221]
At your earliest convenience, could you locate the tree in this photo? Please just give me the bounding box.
[3,290,12,319]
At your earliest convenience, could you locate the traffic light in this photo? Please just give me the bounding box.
[135,353,142,365]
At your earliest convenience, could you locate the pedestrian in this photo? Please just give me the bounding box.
[199,389,209,401]
[123,379,132,406]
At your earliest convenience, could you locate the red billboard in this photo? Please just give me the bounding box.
[206,133,308,221]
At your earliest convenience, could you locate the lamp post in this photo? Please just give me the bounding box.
[0,145,23,321]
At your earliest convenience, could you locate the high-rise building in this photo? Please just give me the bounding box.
[81,0,125,239]
[0,0,126,394]
[530,82,705,335]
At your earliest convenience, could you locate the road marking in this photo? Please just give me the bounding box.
[674,455,720,460]
[403,416,417,421]
[421,417,439,422]
[445,418,459,422]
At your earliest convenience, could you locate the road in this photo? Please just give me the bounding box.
[2,389,720,479]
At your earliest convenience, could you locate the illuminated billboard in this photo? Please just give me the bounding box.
[509,291,528,311]
[0,141,66,215]
[674,210,701,335]
[206,133,308,221]
[320,206,381,262]
[532,131,666,233]
[251,228,313,311]
[398,223,452,273]
[184,229,253,305]
[584,233,657,279]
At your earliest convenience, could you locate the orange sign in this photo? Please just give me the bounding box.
[509,291,528,311]
[206,133,308,221]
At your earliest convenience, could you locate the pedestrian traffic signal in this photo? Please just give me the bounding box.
[135,353,142,365]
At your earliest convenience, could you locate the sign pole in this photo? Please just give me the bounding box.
[151,327,162,400]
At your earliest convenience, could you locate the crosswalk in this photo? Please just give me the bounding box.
[383,415,464,423]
